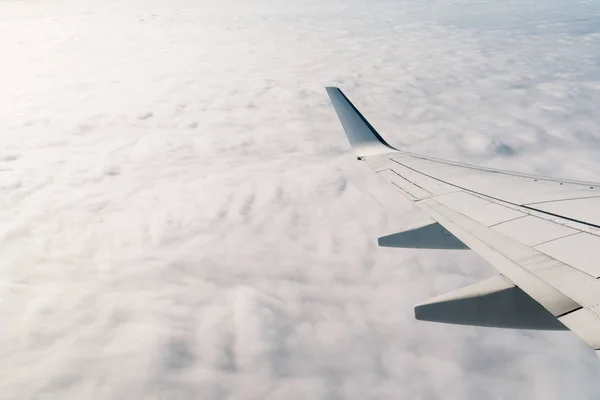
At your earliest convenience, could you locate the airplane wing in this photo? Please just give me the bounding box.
[327,86,600,357]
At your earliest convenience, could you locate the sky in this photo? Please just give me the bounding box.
[1,0,600,399]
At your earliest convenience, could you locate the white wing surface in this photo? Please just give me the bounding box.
[327,87,600,357]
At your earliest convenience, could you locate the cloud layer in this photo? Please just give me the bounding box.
[1,0,600,398]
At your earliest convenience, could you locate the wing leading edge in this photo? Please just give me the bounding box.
[326,86,600,358]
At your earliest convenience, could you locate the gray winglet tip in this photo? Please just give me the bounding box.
[325,86,342,99]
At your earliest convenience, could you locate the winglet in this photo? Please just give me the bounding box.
[326,87,398,159]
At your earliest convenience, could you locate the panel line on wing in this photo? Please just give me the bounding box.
[397,151,600,187]
[388,168,431,194]
[522,205,600,230]
[556,306,584,319]
[389,181,418,200]
[524,195,600,206]
[390,158,600,233]
[488,214,529,227]
[529,232,581,248]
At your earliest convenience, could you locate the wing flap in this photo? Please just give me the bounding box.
[415,275,568,330]
[560,308,600,350]
[535,233,600,278]
[492,215,578,247]
[419,195,581,317]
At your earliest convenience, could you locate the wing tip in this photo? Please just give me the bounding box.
[325,86,398,157]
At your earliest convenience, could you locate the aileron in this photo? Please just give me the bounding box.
[492,215,578,247]
[535,233,600,278]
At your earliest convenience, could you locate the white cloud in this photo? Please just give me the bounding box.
[1,0,600,399]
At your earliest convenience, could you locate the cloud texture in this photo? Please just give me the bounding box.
[1,0,600,398]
